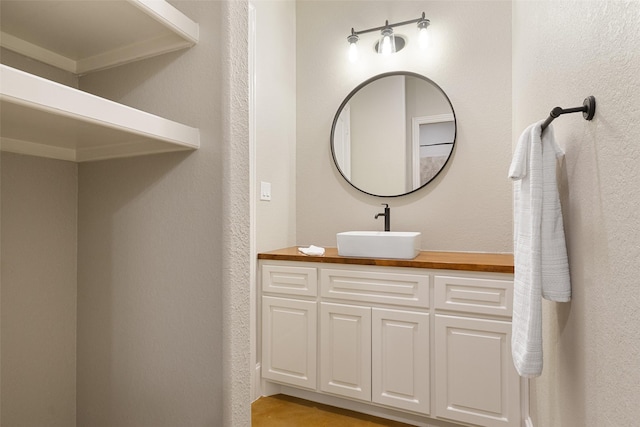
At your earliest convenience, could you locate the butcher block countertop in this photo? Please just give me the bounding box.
[258,247,514,274]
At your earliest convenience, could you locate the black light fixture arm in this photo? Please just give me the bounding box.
[350,12,429,37]
[541,96,596,131]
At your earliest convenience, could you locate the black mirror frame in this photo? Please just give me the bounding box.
[330,71,457,198]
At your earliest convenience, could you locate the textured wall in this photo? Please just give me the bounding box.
[512,2,640,426]
[1,154,77,427]
[296,1,512,252]
[221,1,251,425]
[76,2,226,426]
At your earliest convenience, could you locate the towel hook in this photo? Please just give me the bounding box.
[541,96,596,132]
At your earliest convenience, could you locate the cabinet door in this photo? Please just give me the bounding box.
[435,315,520,427]
[320,302,371,401]
[372,308,430,415]
[262,296,317,390]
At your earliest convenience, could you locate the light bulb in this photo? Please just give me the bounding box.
[347,33,359,63]
[381,35,392,55]
[378,27,396,55]
[417,17,430,50]
[419,27,430,49]
[348,42,358,63]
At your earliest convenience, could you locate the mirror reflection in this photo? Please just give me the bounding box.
[331,72,456,197]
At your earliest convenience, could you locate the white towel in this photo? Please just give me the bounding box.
[298,245,325,256]
[509,121,571,377]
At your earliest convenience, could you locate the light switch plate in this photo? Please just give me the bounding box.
[260,181,271,201]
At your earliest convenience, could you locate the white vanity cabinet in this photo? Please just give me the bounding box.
[259,249,525,427]
[319,302,430,414]
[318,266,431,414]
[433,275,520,427]
[261,264,318,389]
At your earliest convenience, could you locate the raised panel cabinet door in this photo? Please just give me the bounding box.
[435,315,521,427]
[320,302,372,401]
[262,296,317,389]
[372,308,430,415]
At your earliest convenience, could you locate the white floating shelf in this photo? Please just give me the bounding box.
[0,65,200,162]
[0,0,199,75]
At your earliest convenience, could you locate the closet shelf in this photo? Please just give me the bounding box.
[0,65,200,162]
[0,0,199,75]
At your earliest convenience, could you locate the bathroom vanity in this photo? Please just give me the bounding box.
[259,247,528,427]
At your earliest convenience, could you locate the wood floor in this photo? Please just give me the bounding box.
[252,394,414,427]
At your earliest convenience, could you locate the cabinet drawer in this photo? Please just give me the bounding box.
[434,275,513,317]
[321,268,429,308]
[262,264,318,297]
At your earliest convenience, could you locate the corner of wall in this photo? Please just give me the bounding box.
[221,1,251,426]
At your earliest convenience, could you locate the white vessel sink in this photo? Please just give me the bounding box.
[336,231,421,260]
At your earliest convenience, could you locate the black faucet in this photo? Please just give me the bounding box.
[375,203,391,232]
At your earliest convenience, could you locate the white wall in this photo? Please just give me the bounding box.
[1,154,77,427]
[405,76,451,118]
[350,75,406,195]
[0,47,79,88]
[296,1,512,252]
[251,0,297,403]
[513,2,640,426]
[1,3,251,425]
[254,0,297,254]
[1,47,80,427]
[76,2,227,425]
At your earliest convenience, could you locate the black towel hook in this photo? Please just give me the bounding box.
[541,96,596,132]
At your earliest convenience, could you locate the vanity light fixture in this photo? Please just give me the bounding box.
[347,12,431,61]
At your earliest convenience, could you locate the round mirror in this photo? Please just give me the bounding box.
[331,72,456,197]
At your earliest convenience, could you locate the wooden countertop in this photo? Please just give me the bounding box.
[258,247,514,274]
